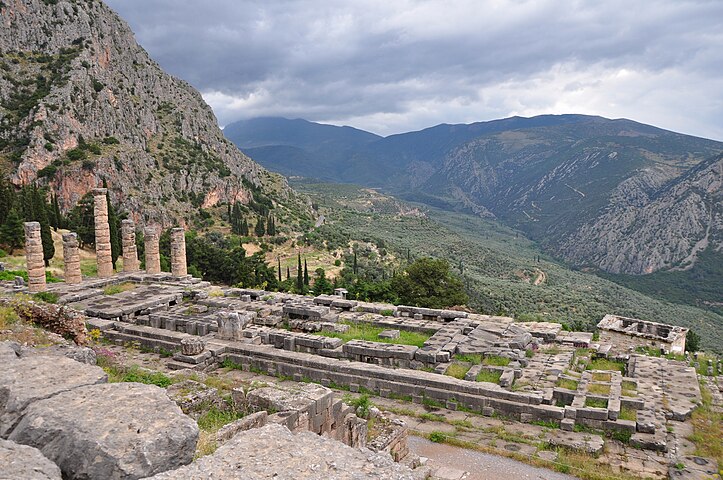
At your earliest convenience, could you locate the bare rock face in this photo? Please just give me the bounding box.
[0,0,308,226]
[8,382,199,480]
[0,354,108,437]
[0,438,62,480]
[144,423,423,480]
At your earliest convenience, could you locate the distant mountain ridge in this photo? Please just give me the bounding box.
[224,115,723,277]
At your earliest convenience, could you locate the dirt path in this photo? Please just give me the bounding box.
[408,436,578,480]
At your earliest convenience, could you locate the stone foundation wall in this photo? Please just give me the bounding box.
[246,383,368,448]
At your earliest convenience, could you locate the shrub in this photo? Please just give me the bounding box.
[66,148,86,161]
[429,431,448,443]
[33,291,59,304]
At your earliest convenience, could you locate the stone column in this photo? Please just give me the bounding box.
[24,222,46,293]
[170,227,187,277]
[93,188,113,278]
[144,226,161,274]
[62,232,82,284]
[121,219,139,273]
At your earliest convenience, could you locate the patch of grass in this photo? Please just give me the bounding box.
[454,353,482,364]
[587,358,625,373]
[621,380,637,397]
[0,305,19,329]
[618,406,637,421]
[103,282,137,295]
[688,383,723,467]
[32,291,59,303]
[476,369,502,384]
[587,383,610,395]
[429,431,450,443]
[610,429,632,443]
[591,372,611,382]
[584,397,608,409]
[556,378,579,390]
[482,355,511,366]
[121,365,172,388]
[196,406,244,431]
[97,354,172,388]
[80,259,97,277]
[445,363,471,379]
[422,397,445,409]
[221,358,244,370]
[314,321,430,347]
[420,412,445,422]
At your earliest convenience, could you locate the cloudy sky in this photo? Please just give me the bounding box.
[106,0,723,140]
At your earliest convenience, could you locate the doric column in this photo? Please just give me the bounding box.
[121,219,139,273]
[24,222,46,292]
[62,232,82,284]
[144,226,161,274]
[170,227,187,277]
[93,188,113,278]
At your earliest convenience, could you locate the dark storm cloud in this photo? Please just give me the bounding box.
[105,0,723,139]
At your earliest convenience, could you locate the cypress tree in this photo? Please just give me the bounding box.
[277,257,281,282]
[0,179,15,225]
[353,251,358,275]
[296,253,303,292]
[254,216,265,237]
[286,266,290,281]
[303,259,309,286]
[0,208,24,254]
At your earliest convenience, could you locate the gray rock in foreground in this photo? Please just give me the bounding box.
[0,438,62,480]
[0,354,108,437]
[8,382,199,480]
[145,423,423,480]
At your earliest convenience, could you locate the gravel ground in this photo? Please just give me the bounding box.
[408,435,579,480]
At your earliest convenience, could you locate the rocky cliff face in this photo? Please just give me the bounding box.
[0,0,306,226]
[558,153,723,274]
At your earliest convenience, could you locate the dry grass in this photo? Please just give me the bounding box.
[103,282,137,295]
[556,378,579,390]
[588,383,611,395]
[591,372,611,382]
[445,363,471,380]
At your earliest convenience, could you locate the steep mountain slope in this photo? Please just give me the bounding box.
[226,115,723,276]
[224,117,380,180]
[0,0,306,226]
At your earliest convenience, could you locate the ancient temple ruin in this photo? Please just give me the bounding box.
[597,314,688,354]
[10,190,710,479]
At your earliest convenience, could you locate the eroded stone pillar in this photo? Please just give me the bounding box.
[170,227,187,277]
[93,188,113,278]
[121,219,139,273]
[62,232,82,284]
[144,226,161,274]
[24,222,46,293]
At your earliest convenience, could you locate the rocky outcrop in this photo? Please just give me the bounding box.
[0,352,107,437]
[0,438,62,480]
[9,382,199,480]
[0,342,199,479]
[145,423,424,480]
[0,0,308,226]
